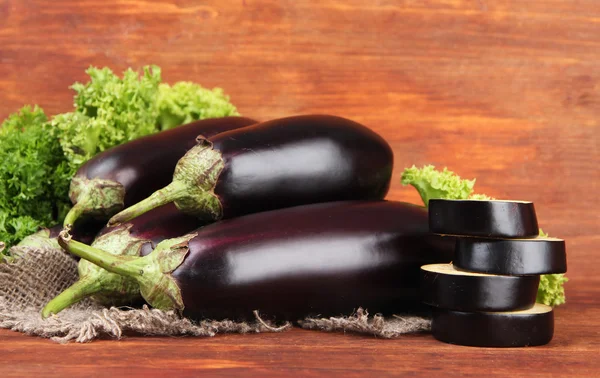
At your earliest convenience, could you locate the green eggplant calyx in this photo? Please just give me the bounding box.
[135,234,196,312]
[57,229,197,313]
[65,177,126,227]
[108,139,223,226]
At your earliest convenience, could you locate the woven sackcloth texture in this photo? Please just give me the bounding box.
[0,247,430,343]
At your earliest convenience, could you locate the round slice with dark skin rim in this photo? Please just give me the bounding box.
[420,263,540,312]
[41,204,205,317]
[428,199,539,238]
[454,237,567,275]
[63,116,258,227]
[431,303,554,347]
[108,115,394,226]
[58,201,455,321]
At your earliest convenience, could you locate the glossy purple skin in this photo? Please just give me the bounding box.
[171,201,455,321]
[46,225,63,239]
[76,117,257,206]
[96,203,205,256]
[428,200,539,238]
[210,115,394,218]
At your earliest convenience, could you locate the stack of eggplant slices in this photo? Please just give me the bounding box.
[421,200,567,347]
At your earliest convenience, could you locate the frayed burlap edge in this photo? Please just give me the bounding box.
[0,247,430,343]
[301,309,431,338]
[0,304,291,344]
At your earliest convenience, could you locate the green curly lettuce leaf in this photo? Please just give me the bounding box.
[537,272,568,306]
[401,165,567,306]
[0,106,71,248]
[401,165,475,206]
[55,66,162,168]
[156,82,240,130]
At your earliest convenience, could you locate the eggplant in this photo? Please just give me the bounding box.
[431,304,554,347]
[429,199,539,238]
[57,201,454,321]
[454,237,567,275]
[41,204,204,317]
[63,116,258,227]
[108,115,394,226]
[420,264,540,312]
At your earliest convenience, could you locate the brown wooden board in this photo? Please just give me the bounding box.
[1,0,598,375]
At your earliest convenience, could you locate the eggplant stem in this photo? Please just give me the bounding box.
[58,230,145,278]
[108,181,188,226]
[63,203,85,227]
[41,278,103,318]
[58,230,195,313]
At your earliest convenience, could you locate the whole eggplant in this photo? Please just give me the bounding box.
[108,115,394,225]
[63,116,257,227]
[42,204,204,317]
[59,201,454,321]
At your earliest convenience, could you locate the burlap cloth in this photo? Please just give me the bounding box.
[0,247,431,343]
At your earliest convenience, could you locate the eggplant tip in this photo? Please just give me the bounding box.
[194,135,213,147]
[58,228,73,245]
[107,218,122,227]
[40,308,53,319]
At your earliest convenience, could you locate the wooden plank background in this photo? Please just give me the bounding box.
[0,0,598,375]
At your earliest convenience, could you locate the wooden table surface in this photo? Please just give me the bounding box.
[1,0,598,376]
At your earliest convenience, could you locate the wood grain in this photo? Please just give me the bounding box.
[0,279,598,377]
[0,0,598,375]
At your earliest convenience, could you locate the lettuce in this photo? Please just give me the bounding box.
[157,82,239,130]
[0,106,71,247]
[400,165,475,206]
[54,66,162,169]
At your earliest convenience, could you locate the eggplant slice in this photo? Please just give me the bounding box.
[428,199,539,238]
[420,263,539,312]
[431,303,554,347]
[454,237,567,275]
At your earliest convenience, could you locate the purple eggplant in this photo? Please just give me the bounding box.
[63,116,258,227]
[42,204,204,317]
[57,201,454,321]
[108,115,394,226]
